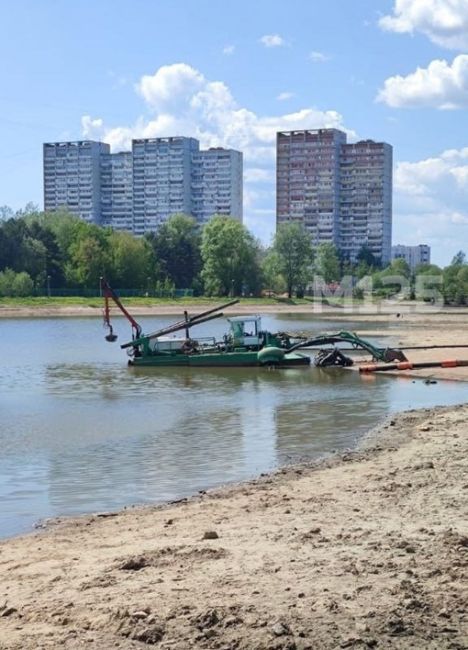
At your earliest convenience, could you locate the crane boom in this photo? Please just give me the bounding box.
[101,278,239,349]
[101,277,142,342]
[120,299,240,349]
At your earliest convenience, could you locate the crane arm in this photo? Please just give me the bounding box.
[289,330,406,362]
[100,277,142,342]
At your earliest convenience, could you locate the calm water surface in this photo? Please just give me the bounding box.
[0,313,465,538]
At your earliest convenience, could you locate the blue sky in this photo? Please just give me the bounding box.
[1,0,468,265]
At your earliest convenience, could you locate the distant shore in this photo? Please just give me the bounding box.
[1,297,468,319]
[0,403,466,649]
[1,300,318,318]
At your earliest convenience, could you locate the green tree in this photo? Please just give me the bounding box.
[15,202,39,218]
[147,214,201,288]
[456,266,468,303]
[356,245,379,268]
[372,258,412,298]
[0,218,51,286]
[0,268,16,296]
[261,250,286,294]
[414,264,443,302]
[37,210,84,257]
[451,250,466,266]
[12,271,34,296]
[0,218,28,271]
[66,234,110,289]
[27,210,93,288]
[386,258,411,277]
[0,269,34,296]
[22,236,48,285]
[201,216,261,296]
[272,223,313,298]
[107,230,153,288]
[0,206,14,221]
[443,264,468,304]
[315,243,341,284]
[352,245,380,279]
[27,220,65,288]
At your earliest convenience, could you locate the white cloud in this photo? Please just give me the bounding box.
[223,45,235,55]
[395,146,468,191]
[244,168,275,183]
[379,0,468,49]
[82,63,352,159]
[309,50,330,63]
[450,164,468,184]
[259,34,285,47]
[377,54,468,108]
[451,210,468,223]
[393,146,468,262]
[136,63,205,111]
[277,91,295,101]
[81,115,104,137]
[396,157,451,194]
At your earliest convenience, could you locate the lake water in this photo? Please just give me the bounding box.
[0,313,465,538]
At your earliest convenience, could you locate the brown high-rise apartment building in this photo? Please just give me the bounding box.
[276,129,392,263]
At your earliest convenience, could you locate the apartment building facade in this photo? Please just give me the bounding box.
[276,129,392,263]
[43,140,110,223]
[391,244,431,270]
[277,128,345,247]
[131,137,198,235]
[192,147,243,224]
[100,151,133,231]
[43,138,243,233]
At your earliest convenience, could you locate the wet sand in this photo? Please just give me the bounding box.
[0,404,467,649]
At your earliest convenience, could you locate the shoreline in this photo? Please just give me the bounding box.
[2,301,468,319]
[1,404,466,649]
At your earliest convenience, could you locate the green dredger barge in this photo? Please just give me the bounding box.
[101,280,408,369]
[101,279,310,368]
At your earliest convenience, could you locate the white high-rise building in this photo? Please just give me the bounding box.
[43,137,243,233]
[43,141,110,224]
[276,129,393,263]
[340,139,392,264]
[100,151,133,231]
[192,147,243,223]
[391,244,431,270]
[132,137,199,235]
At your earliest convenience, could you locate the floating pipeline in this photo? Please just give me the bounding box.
[359,359,468,373]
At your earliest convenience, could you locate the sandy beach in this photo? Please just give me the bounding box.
[0,403,466,649]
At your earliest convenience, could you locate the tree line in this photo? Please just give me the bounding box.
[0,204,467,303]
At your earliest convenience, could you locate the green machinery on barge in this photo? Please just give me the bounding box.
[101,279,310,368]
[101,280,407,369]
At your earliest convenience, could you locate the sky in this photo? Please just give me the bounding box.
[1,0,468,266]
